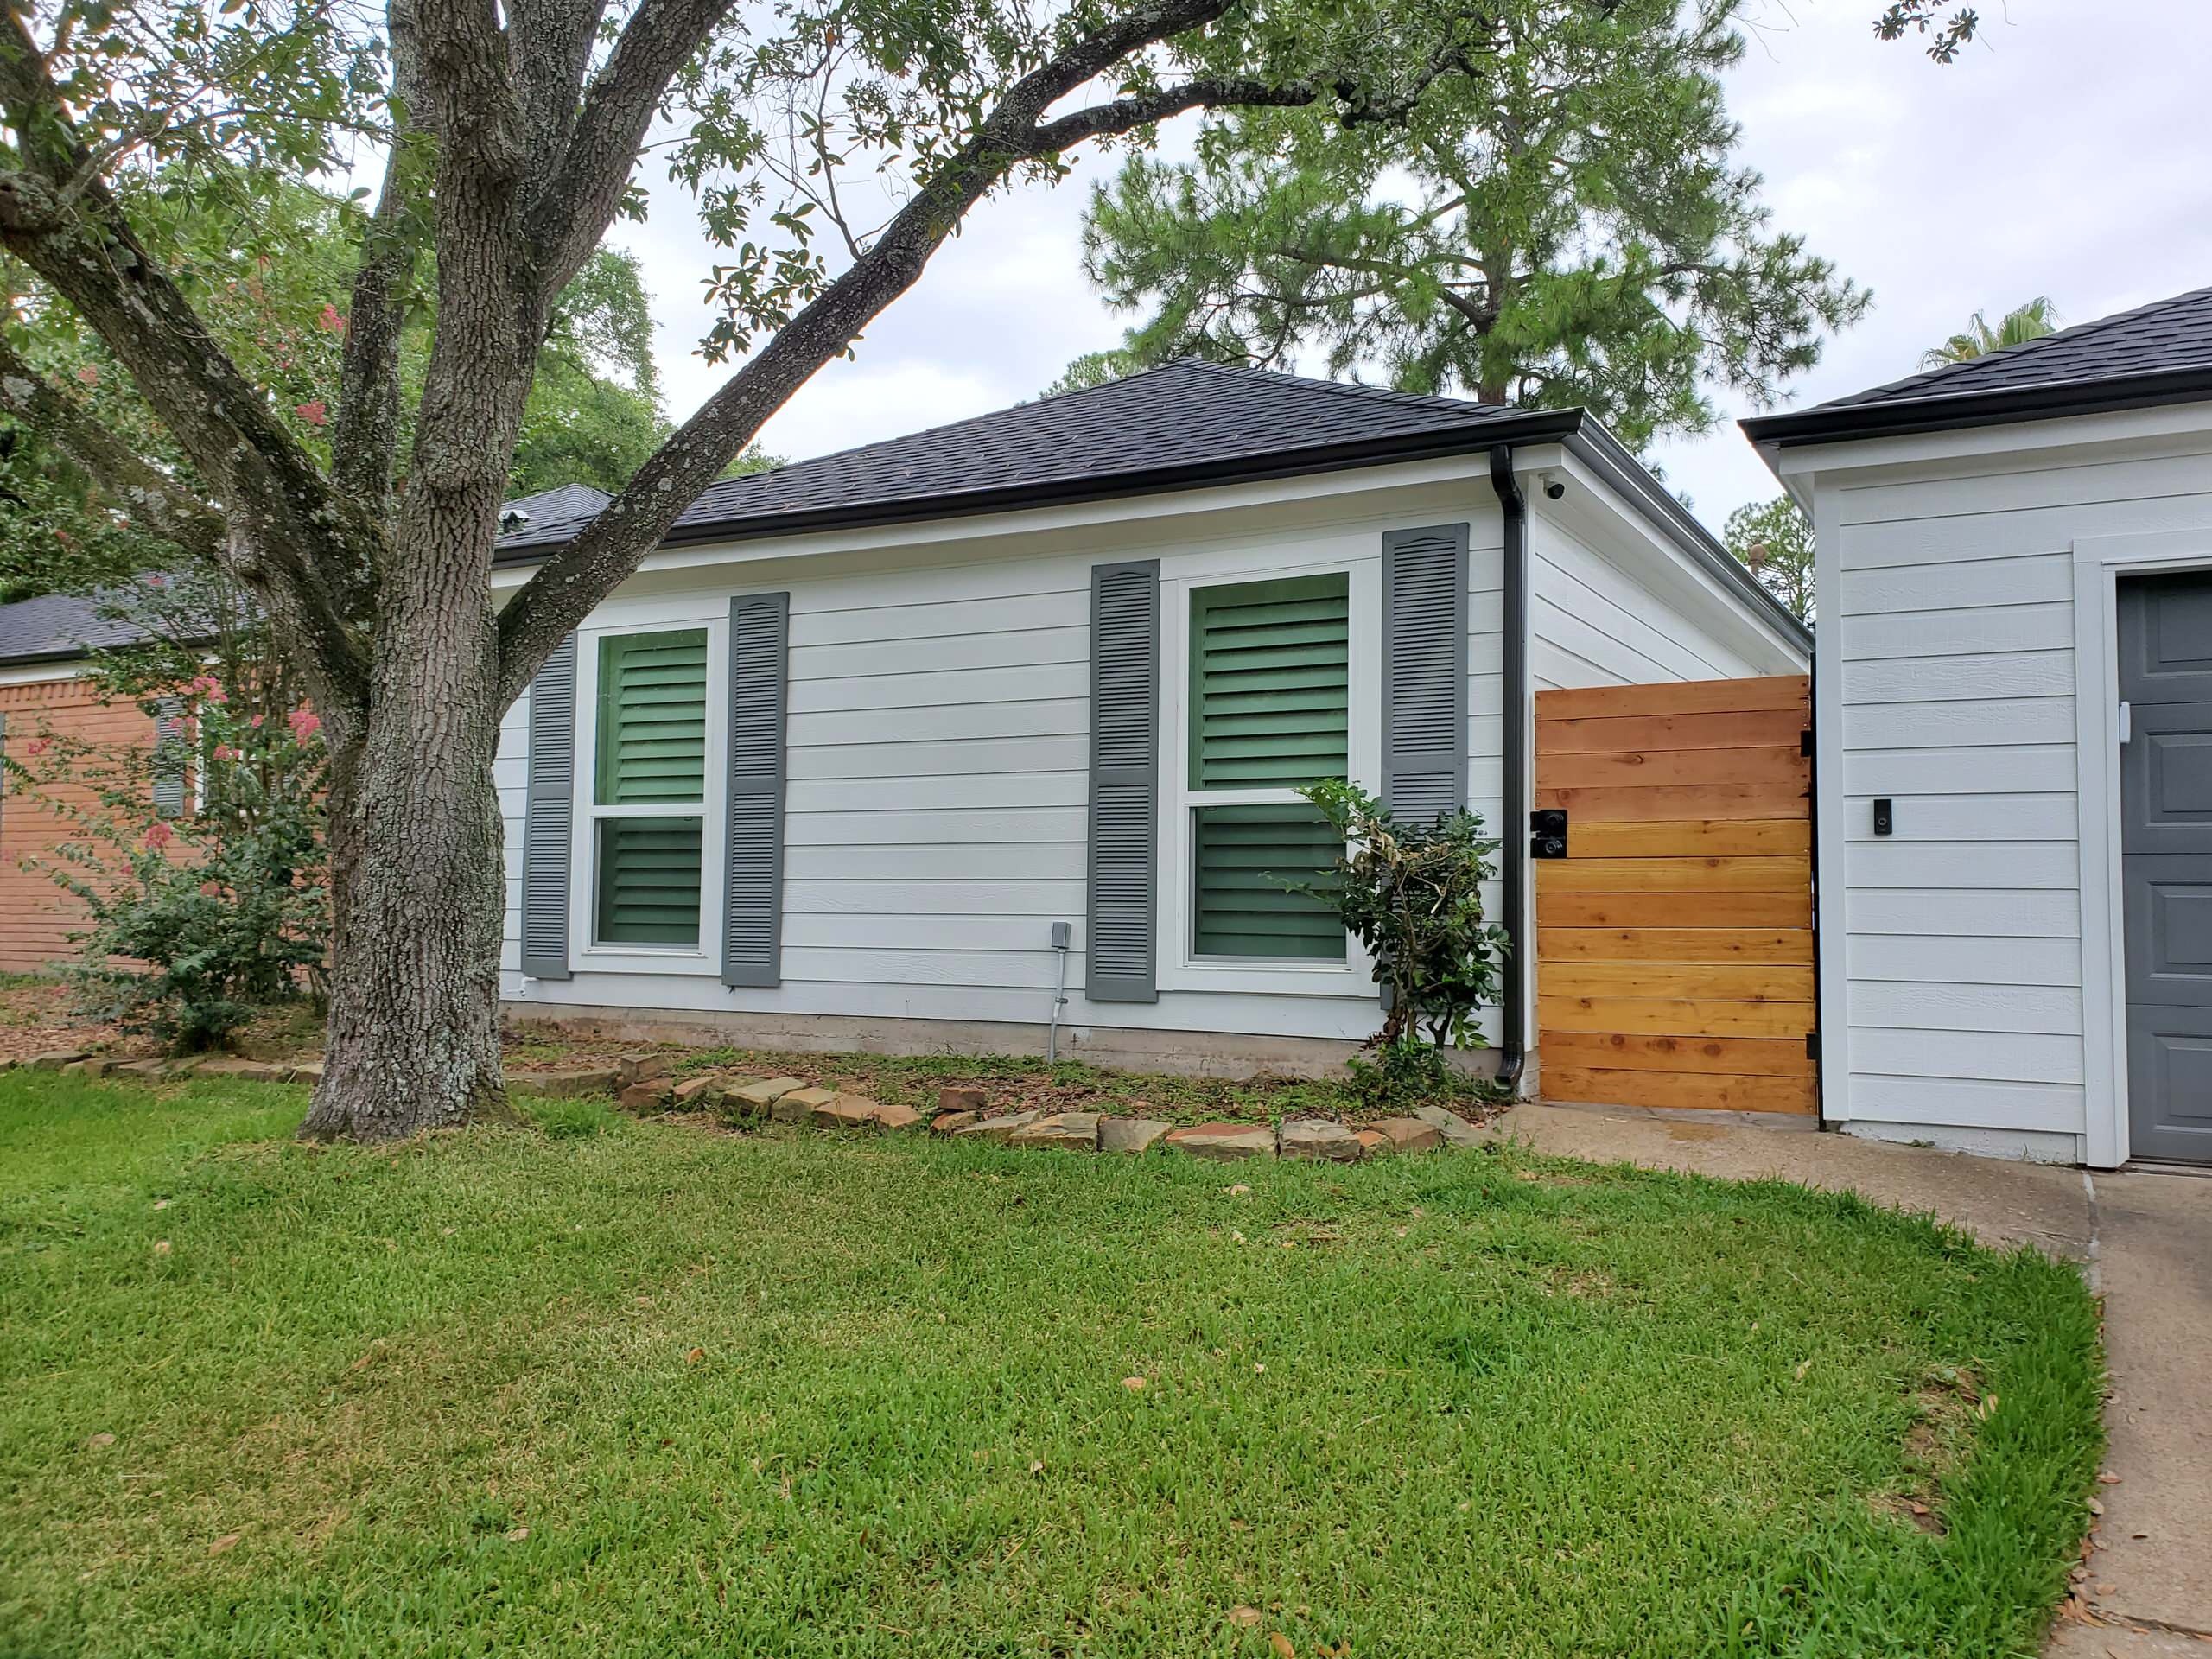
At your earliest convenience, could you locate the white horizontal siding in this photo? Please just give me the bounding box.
[1528,514,1769,690]
[499,484,1516,1046]
[1826,424,2212,1154]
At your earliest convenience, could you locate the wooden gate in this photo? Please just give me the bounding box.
[1534,675,1816,1116]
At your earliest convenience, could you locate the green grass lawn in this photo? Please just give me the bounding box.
[0,1074,2102,1658]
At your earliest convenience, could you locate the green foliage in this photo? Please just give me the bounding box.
[2,569,328,1050]
[1922,296,2061,368]
[1285,780,1509,1100]
[0,1072,2106,1656]
[1065,0,1868,449]
[1873,3,1983,61]
[2,178,666,601]
[524,1096,624,1140]
[1724,495,1815,623]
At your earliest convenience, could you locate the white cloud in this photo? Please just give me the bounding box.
[610,0,2212,531]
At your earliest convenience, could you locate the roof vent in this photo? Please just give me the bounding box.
[499,506,530,533]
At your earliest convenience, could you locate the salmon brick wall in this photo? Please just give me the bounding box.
[0,674,156,975]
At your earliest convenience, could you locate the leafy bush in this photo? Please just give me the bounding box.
[3,576,328,1050]
[1283,780,1510,1104]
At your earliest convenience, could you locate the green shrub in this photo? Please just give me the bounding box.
[1284,780,1510,1106]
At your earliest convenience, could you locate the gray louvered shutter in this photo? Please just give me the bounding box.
[150,699,186,817]
[520,632,578,981]
[722,592,789,988]
[1382,523,1469,826]
[1087,559,1159,1003]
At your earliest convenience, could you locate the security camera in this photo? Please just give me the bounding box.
[1541,473,1567,501]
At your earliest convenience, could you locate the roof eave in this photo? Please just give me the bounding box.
[491,410,1587,568]
[1739,366,2212,449]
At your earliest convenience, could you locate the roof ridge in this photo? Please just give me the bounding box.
[1170,354,1497,415]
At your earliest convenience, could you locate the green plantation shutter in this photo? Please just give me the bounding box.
[521,633,579,979]
[596,630,709,804]
[1189,575,1350,788]
[1187,574,1347,962]
[1192,804,1343,959]
[592,627,709,948]
[595,817,704,944]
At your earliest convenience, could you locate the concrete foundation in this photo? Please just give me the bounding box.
[503,999,1508,1084]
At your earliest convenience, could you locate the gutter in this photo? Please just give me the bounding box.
[491,409,1587,567]
[1739,365,2212,449]
[1489,443,1529,1096]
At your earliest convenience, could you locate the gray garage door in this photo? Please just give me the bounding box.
[2120,573,2212,1165]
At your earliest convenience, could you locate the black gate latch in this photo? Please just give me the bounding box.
[1530,808,1567,860]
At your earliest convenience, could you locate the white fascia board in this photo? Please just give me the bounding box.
[486,453,1495,598]
[1525,443,1809,671]
[1760,399,2212,487]
[0,660,92,688]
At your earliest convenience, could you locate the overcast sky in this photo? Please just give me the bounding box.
[607,0,2212,532]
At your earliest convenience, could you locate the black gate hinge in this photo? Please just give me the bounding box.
[1529,808,1567,860]
[1805,1031,1821,1061]
[1800,728,1815,757]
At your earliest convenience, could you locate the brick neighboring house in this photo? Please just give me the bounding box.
[0,483,611,976]
[0,595,168,974]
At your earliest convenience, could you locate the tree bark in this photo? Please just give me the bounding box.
[302,575,511,1140]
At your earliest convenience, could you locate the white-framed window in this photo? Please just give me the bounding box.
[569,613,728,975]
[1160,554,1380,995]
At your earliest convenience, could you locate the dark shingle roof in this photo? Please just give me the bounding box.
[0,590,151,666]
[2,484,610,669]
[494,482,613,553]
[495,359,1555,559]
[1743,284,2212,446]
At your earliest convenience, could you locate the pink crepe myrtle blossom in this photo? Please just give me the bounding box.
[211,744,237,762]
[287,708,321,741]
[186,673,227,704]
[294,399,327,427]
[318,303,346,334]
[23,735,50,757]
[75,364,98,386]
[143,821,174,849]
[248,714,264,729]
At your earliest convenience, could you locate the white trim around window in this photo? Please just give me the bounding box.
[1157,550,1382,997]
[568,609,729,977]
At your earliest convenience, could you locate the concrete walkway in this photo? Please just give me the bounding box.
[1497,1102,2212,1655]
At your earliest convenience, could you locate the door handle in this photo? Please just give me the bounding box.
[2119,700,2133,745]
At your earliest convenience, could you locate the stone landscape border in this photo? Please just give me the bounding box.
[7,1050,1495,1163]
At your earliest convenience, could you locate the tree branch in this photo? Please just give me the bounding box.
[0,14,372,709]
[524,0,740,296]
[0,333,225,563]
[494,0,1497,705]
[330,0,426,512]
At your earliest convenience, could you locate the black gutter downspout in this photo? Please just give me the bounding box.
[1489,443,1529,1095]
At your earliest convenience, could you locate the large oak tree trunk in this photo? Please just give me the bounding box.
[300,559,513,1141]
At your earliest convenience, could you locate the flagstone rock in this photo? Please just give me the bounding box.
[620,1079,673,1111]
[670,1075,727,1110]
[28,1051,89,1071]
[521,1066,620,1099]
[1165,1122,1275,1161]
[810,1094,882,1129]
[1370,1116,1443,1154]
[1279,1120,1364,1162]
[1008,1111,1100,1151]
[772,1086,837,1123]
[1099,1116,1173,1155]
[953,1109,1040,1143]
[931,1110,979,1135]
[937,1086,988,1115]
[1411,1104,1484,1148]
[290,1061,324,1086]
[618,1054,673,1086]
[60,1058,111,1079]
[870,1100,924,1131]
[726,1076,805,1114]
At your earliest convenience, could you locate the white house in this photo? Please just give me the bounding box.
[1745,284,2212,1168]
[492,360,1808,1077]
